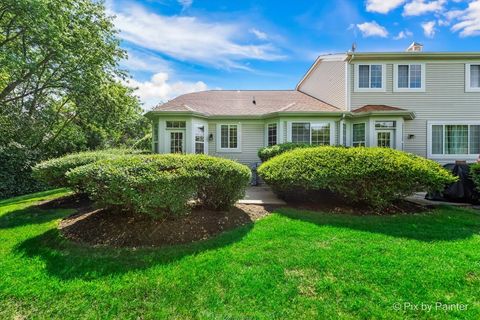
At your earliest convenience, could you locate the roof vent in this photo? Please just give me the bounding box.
[252,96,256,105]
[406,42,423,52]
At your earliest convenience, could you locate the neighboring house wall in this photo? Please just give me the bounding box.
[349,60,480,160]
[298,58,347,110]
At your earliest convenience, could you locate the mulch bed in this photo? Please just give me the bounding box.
[56,200,272,248]
[40,192,429,248]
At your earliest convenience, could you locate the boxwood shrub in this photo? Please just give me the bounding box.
[66,154,251,218]
[32,148,149,187]
[257,143,312,162]
[258,146,456,210]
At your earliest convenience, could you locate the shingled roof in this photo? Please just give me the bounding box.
[151,90,340,116]
[353,105,407,113]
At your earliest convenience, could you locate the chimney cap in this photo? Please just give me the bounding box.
[406,42,423,52]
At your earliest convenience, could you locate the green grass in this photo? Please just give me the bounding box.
[0,190,479,319]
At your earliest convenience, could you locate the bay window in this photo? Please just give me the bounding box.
[194,125,205,154]
[267,123,277,146]
[352,123,366,147]
[430,123,480,155]
[291,122,331,145]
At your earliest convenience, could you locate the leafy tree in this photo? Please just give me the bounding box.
[0,0,149,198]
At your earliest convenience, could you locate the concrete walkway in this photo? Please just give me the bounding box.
[238,186,286,205]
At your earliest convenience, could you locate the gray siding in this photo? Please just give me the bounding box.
[208,122,264,166]
[350,61,480,157]
[298,60,346,109]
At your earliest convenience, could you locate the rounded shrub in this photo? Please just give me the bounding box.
[32,148,147,187]
[258,146,457,210]
[66,154,251,218]
[257,143,312,162]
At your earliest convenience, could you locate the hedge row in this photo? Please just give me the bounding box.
[258,146,456,210]
[67,154,251,218]
[32,148,149,187]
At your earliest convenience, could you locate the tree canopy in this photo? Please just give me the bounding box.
[0,0,149,198]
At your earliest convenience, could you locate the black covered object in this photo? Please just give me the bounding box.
[426,163,479,203]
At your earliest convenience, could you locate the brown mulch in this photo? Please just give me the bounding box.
[57,201,272,248]
[285,198,430,215]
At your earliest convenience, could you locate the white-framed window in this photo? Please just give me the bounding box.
[267,123,277,146]
[466,64,480,92]
[394,64,425,92]
[194,124,206,154]
[166,121,186,129]
[355,64,386,92]
[290,122,333,145]
[428,121,480,157]
[217,124,241,152]
[352,123,366,147]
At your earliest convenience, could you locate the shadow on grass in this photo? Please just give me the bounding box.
[275,205,480,242]
[0,188,70,207]
[0,207,73,229]
[14,222,253,281]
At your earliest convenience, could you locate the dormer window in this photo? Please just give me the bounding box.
[394,64,425,92]
[466,64,480,92]
[355,64,385,92]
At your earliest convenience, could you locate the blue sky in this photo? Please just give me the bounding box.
[106,0,480,109]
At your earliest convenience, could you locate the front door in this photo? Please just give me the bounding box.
[376,130,394,148]
[168,131,185,153]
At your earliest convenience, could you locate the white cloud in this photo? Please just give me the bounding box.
[366,0,406,14]
[403,0,446,16]
[125,73,208,110]
[250,28,268,40]
[451,0,480,37]
[111,3,284,70]
[422,20,437,37]
[393,29,414,39]
[178,0,193,10]
[356,21,389,37]
[121,49,171,73]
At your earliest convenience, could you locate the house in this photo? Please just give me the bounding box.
[146,43,480,166]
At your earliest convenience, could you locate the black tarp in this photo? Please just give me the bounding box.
[426,163,479,203]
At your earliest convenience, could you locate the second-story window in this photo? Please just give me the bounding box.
[358,64,383,89]
[467,64,480,91]
[394,64,425,91]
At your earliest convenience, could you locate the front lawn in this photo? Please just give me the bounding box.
[0,190,479,319]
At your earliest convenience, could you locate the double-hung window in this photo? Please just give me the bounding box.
[466,64,480,92]
[194,125,206,154]
[153,123,159,153]
[394,64,425,91]
[267,123,277,146]
[352,123,366,147]
[356,64,385,91]
[218,124,240,152]
[430,123,480,156]
[291,122,331,145]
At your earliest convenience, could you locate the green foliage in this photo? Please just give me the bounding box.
[258,143,312,162]
[66,154,251,218]
[0,144,46,199]
[0,0,148,198]
[470,163,480,192]
[32,149,146,188]
[258,146,457,210]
